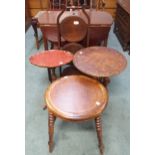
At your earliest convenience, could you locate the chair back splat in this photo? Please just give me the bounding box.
[57,6,90,54]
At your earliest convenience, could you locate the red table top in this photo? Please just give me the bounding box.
[29,50,73,68]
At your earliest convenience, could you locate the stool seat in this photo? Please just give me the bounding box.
[45,75,108,121]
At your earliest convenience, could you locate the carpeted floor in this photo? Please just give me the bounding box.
[25,25,130,155]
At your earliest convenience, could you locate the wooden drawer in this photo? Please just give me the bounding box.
[28,0,49,9]
[105,0,116,9]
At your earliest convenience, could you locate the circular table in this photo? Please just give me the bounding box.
[29,50,73,82]
[73,46,127,87]
[45,75,108,154]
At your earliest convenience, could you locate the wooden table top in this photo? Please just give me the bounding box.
[45,75,108,121]
[73,46,127,77]
[29,50,73,68]
[37,9,113,27]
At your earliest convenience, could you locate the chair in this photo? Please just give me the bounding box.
[57,6,90,76]
[41,1,67,50]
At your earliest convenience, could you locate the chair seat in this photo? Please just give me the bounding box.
[45,75,108,121]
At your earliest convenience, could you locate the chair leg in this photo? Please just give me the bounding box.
[48,112,56,153]
[95,115,104,155]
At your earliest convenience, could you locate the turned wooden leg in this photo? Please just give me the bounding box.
[95,115,104,155]
[48,112,56,153]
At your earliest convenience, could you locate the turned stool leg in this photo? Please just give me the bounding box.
[95,115,104,155]
[48,112,56,152]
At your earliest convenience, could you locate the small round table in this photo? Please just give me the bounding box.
[29,50,73,82]
[45,75,108,155]
[73,46,127,87]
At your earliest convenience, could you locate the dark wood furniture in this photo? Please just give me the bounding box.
[57,7,90,51]
[114,0,130,51]
[45,75,108,154]
[29,50,73,82]
[73,46,127,87]
[31,0,66,49]
[25,0,31,31]
[56,6,90,76]
[32,9,113,49]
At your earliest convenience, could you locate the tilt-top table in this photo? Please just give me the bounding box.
[29,50,73,82]
[73,46,127,87]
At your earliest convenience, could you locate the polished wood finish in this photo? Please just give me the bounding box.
[29,50,73,68]
[57,7,90,48]
[45,75,108,121]
[114,0,130,51]
[95,115,104,155]
[29,50,73,82]
[30,0,66,49]
[73,46,127,78]
[32,9,113,49]
[45,75,108,154]
[59,15,88,43]
[38,10,112,26]
[48,112,56,152]
[57,7,90,76]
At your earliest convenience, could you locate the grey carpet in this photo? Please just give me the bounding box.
[25,25,130,155]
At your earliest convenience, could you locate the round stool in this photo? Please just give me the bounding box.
[45,75,108,154]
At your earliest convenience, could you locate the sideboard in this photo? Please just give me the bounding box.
[114,0,130,51]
